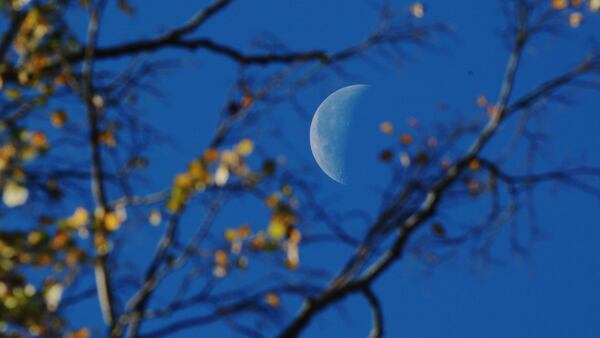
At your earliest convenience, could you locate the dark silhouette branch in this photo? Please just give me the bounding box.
[0,10,25,63]
[70,22,436,67]
[276,4,530,336]
[363,287,384,338]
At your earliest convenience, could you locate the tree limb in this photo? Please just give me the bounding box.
[362,287,384,338]
[80,0,117,330]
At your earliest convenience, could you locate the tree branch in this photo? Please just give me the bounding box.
[80,0,117,330]
[362,287,384,338]
[0,10,25,63]
[276,4,530,336]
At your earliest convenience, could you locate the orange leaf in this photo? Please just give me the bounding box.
[551,0,568,9]
[265,293,281,307]
[400,133,414,145]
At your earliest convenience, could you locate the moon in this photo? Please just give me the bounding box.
[310,84,370,184]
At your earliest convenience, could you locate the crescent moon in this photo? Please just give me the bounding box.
[310,84,370,184]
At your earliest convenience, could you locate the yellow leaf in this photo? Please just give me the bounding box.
[268,219,287,240]
[411,2,425,18]
[5,88,21,100]
[221,150,239,166]
[236,138,254,156]
[214,249,228,266]
[188,161,208,182]
[28,231,44,245]
[103,212,121,231]
[174,173,192,189]
[94,233,111,255]
[224,228,238,241]
[591,0,600,11]
[67,207,89,229]
[380,121,394,135]
[569,12,583,27]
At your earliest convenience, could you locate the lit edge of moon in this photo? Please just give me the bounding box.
[310,84,370,185]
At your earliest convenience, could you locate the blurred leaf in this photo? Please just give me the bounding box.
[67,207,89,229]
[569,12,583,27]
[235,138,254,156]
[44,283,63,312]
[268,219,286,240]
[214,164,229,186]
[411,2,425,18]
[400,133,413,145]
[400,152,411,167]
[432,223,446,237]
[2,181,28,207]
[469,159,481,171]
[149,209,161,226]
[50,110,67,128]
[379,149,393,162]
[262,159,276,176]
[476,95,488,108]
[240,95,253,109]
[118,0,135,14]
[552,0,568,9]
[265,293,281,307]
[203,148,220,162]
[380,121,394,135]
[103,212,121,232]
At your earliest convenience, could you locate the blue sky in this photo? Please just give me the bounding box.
[56,1,600,337]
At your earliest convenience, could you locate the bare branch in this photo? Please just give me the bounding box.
[79,0,117,329]
[362,287,384,338]
[276,5,531,336]
[0,10,25,62]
